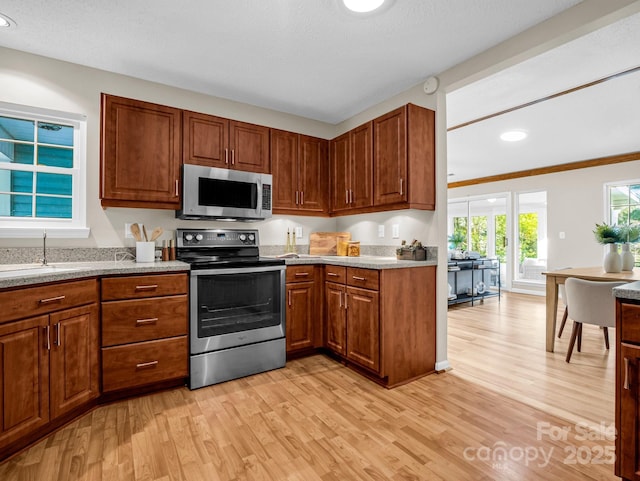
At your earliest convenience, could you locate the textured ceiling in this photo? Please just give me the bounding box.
[0,0,581,124]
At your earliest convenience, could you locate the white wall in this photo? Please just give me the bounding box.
[448,160,640,271]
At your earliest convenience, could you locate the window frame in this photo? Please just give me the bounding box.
[0,102,89,238]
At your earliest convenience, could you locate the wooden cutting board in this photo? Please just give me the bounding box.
[309,232,351,256]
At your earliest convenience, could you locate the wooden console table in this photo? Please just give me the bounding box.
[543,267,640,352]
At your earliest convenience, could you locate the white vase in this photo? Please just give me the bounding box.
[603,243,622,273]
[621,242,635,271]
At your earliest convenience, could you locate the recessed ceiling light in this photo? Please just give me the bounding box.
[342,0,385,13]
[500,130,527,142]
[0,13,16,27]
[487,198,497,203]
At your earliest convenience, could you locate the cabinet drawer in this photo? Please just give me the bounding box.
[101,273,188,301]
[0,279,97,324]
[102,295,188,347]
[286,265,316,283]
[325,266,346,284]
[102,336,188,392]
[621,302,640,342]
[347,268,379,290]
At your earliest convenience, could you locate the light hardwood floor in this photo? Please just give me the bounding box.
[0,292,618,480]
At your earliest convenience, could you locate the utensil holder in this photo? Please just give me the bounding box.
[136,242,155,263]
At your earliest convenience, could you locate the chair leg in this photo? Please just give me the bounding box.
[577,323,582,352]
[557,307,568,338]
[603,327,610,350]
[566,321,581,363]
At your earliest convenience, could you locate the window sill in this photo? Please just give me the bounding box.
[0,226,90,238]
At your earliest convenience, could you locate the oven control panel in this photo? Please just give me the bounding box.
[177,229,258,248]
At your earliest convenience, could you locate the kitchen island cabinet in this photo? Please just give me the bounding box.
[324,264,436,387]
[615,285,640,480]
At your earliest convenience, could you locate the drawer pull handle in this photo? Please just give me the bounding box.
[39,295,65,304]
[136,318,158,326]
[327,272,339,277]
[135,284,158,290]
[625,357,631,390]
[295,272,310,277]
[352,276,366,281]
[136,360,159,369]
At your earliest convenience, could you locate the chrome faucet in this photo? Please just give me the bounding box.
[41,229,47,265]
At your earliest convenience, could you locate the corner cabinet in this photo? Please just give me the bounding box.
[100,94,182,209]
[447,258,501,306]
[0,279,99,459]
[324,265,436,387]
[183,110,270,173]
[271,130,328,215]
[616,299,640,480]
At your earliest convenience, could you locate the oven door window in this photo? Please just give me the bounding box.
[196,270,282,337]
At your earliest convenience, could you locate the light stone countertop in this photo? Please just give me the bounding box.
[0,260,190,289]
[614,281,640,301]
[272,255,438,270]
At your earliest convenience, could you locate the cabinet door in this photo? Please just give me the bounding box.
[330,132,351,213]
[298,135,328,214]
[286,281,315,352]
[183,111,229,168]
[271,129,298,211]
[374,106,407,206]
[346,286,380,373]
[49,305,99,420]
[0,316,49,449]
[350,122,373,209]
[100,94,182,208]
[619,342,640,480]
[229,121,270,173]
[325,282,346,355]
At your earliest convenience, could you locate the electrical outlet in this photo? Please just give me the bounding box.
[392,224,400,239]
[295,226,303,239]
[125,223,133,239]
[378,225,385,238]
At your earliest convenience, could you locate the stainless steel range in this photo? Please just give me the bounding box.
[177,228,286,389]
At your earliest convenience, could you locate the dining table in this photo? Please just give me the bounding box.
[543,266,640,352]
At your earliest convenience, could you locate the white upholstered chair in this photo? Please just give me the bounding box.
[557,284,569,338]
[563,278,627,363]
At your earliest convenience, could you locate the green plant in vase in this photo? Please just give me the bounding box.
[593,222,622,272]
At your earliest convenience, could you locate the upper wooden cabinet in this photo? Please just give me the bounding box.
[271,129,328,215]
[100,94,182,209]
[184,111,270,173]
[330,123,374,213]
[373,104,435,210]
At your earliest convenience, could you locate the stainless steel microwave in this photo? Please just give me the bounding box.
[176,164,272,221]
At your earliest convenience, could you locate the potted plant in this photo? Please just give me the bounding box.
[619,224,640,271]
[448,232,466,259]
[593,222,622,273]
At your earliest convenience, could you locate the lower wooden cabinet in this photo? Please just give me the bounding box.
[100,273,189,394]
[0,279,99,458]
[49,304,99,420]
[616,300,640,480]
[285,265,320,354]
[324,265,435,387]
[0,316,50,450]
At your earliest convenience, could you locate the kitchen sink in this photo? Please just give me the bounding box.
[0,264,83,279]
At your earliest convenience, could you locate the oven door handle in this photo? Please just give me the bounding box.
[190,265,286,276]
